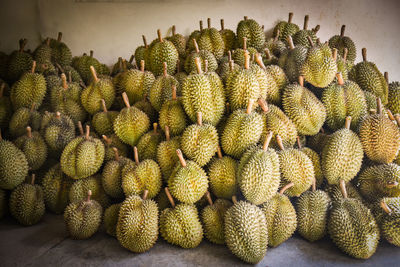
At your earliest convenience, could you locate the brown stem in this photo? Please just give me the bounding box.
[311,177,316,191]
[232,195,238,204]
[229,60,234,71]
[157,29,163,42]
[313,25,320,33]
[264,48,271,60]
[204,60,208,73]
[207,18,211,29]
[280,182,294,194]
[274,29,280,42]
[56,111,61,119]
[376,97,382,115]
[220,19,225,30]
[193,38,200,53]
[56,32,62,42]
[287,35,295,50]
[165,187,175,208]
[165,126,170,141]
[102,135,111,145]
[86,190,92,202]
[31,103,36,111]
[134,146,139,165]
[206,191,213,206]
[31,173,36,185]
[303,15,309,30]
[172,85,177,100]
[243,37,247,51]
[246,99,254,114]
[176,149,187,167]
[288,12,294,23]
[199,20,203,31]
[217,146,223,158]
[297,136,302,149]
[140,60,145,72]
[195,57,202,74]
[380,200,392,215]
[298,76,304,87]
[384,72,389,85]
[85,125,90,140]
[163,62,167,77]
[26,126,32,138]
[122,92,130,108]
[255,53,266,70]
[129,54,134,64]
[258,98,269,113]
[142,190,149,200]
[90,50,94,57]
[362,48,367,62]
[387,109,395,121]
[336,72,344,85]
[262,132,273,151]
[344,116,352,129]
[142,35,148,48]
[153,123,158,134]
[395,114,400,126]
[90,66,98,83]
[172,25,176,36]
[339,180,348,198]
[307,36,314,47]
[68,71,72,83]
[244,51,250,70]
[332,48,338,61]
[276,135,285,150]
[99,99,107,113]
[244,16,248,21]
[113,147,120,161]
[340,25,346,37]
[197,112,203,126]
[78,121,84,136]
[31,61,36,73]
[343,48,348,62]
[386,181,399,188]
[369,109,377,115]
[55,62,64,73]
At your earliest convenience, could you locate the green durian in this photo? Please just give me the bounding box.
[6,39,33,83]
[273,12,300,41]
[156,127,181,181]
[292,16,319,48]
[49,32,72,67]
[328,25,357,63]
[69,175,110,208]
[159,85,187,136]
[0,84,12,129]
[101,134,128,162]
[219,19,237,53]
[166,25,186,58]
[376,198,400,247]
[277,36,307,83]
[9,105,42,138]
[148,30,178,76]
[185,39,218,73]
[198,18,224,61]
[236,16,265,51]
[92,99,118,136]
[136,123,163,161]
[104,203,121,237]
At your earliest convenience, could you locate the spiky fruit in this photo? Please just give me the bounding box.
[149,30,178,76]
[81,66,115,115]
[136,123,163,161]
[201,194,232,244]
[298,145,324,188]
[101,134,128,162]
[282,76,326,136]
[0,84,12,129]
[117,191,159,252]
[208,147,238,200]
[275,135,314,197]
[322,73,367,131]
[328,25,357,63]
[72,52,105,85]
[0,132,29,190]
[42,164,73,214]
[273,12,300,41]
[121,147,162,199]
[326,182,364,203]
[160,188,203,248]
[91,99,118,136]
[166,25,186,58]
[134,35,149,69]
[104,203,121,237]
[185,39,218,73]
[156,127,181,181]
[49,32,72,67]
[296,180,331,242]
[263,32,286,57]
[321,117,363,185]
[134,96,158,123]
[357,163,400,202]
[376,198,400,247]
[293,16,319,48]
[6,39,33,83]
[221,100,263,158]
[159,85,187,136]
[64,190,102,239]
[349,48,388,105]
[264,64,288,106]
[301,40,337,88]
[14,127,47,170]
[261,184,297,247]
[388,82,400,115]
[69,175,110,208]
[236,16,265,51]
[197,18,224,61]
[60,126,104,179]
[232,37,258,67]
[9,174,45,226]
[238,133,280,204]
[149,62,179,111]
[278,36,307,83]
[220,19,236,53]
[225,198,268,264]
[186,22,202,53]
[181,112,218,167]
[113,92,150,146]
[102,148,133,199]
[10,61,47,110]
[328,180,380,259]
[168,150,208,204]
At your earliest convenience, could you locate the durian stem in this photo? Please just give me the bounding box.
[303,15,309,30]
[172,85,177,100]
[19,39,26,52]
[336,72,344,85]
[122,92,130,108]
[246,99,254,114]
[204,60,208,73]
[262,132,273,151]
[313,25,320,33]
[90,50,94,57]
[339,180,348,198]
[134,146,140,165]
[340,25,346,37]
[244,51,250,70]
[142,35,148,48]
[384,72,389,85]
[387,109,395,121]
[217,146,223,158]
[362,48,367,62]
[227,51,232,62]
[153,123,158,134]
[102,135,112,145]
[56,111,61,119]
[345,116,352,129]
[332,48,338,61]
[85,125,90,140]
[298,76,304,87]
[386,181,399,188]
[165,187,175,208]
[165,126,170,141]
[380,200,392,215]
[197,112,203,126]
[276,135,285,150]
[142,190,149,200]
[274,29,280,42]
[176,149,187,167]
[395,114,400,126]
[193,39,200,53]
[280,182,294,194]
[312,178,316,191]
[89,66,98,83]
[140,60,145,72]
[376,98,383,115]
[220,19,225,30]
[129,54,134,63]
[229,60,234,71]
[55,62,64,73]
[296,136,302,149]
[255,53,266,70]
[194,57,202,74]
[45,37,50,46]
[57,32,63,42]
[157,29,163,42]
[232,195,238,204]
[288,12,293,23]
[287,36,295,50]
[206,191,213,206]
[207,18,211,29]
[100,99,108,113]
[113,147,120,161]
[320,127,325,133]
[307,36,314,47]
[68,71,72,83]
[264,48,271,60]
[86,190,92,202]
[31,61,36,73]
[163,62,167,77]
[244,16,248,21]
[243,37,247,51]
[31,174,35,185]
[78,121,84,136]
[316,38,321,46]
[60,73,68,89]
[258,98,269,113]
[0,83,4,98]
[172,25,176,36]
[199,20,203,31]
[26,126,32,138]
[343,48,348,62]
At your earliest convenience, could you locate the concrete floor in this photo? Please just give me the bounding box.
[0,214,399,267]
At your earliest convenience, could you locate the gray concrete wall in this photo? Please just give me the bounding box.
[1,0,399,80]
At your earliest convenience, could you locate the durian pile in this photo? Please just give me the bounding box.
[1,13,400,264]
